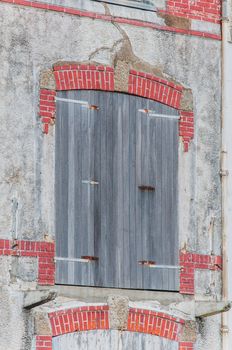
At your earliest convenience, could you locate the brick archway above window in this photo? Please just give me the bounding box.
[39,63,194,152]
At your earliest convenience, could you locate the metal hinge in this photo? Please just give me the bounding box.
[82,180,99,185]
[55,256,99,263]
[55,97,99,110]
[138,185,155,191]
[138,261,182,270]
[138,109,179,120]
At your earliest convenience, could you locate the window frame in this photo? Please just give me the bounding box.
[93,0,156,11]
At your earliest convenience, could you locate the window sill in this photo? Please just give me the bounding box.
[41,285,189,304]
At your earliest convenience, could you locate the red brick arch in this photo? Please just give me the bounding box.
[39,64,194,152]
[35,305,194,350]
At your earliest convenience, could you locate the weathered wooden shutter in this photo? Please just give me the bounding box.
[55,90,179,291]
[53,331,179,350]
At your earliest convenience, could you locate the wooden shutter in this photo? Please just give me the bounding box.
[55,90,179,291]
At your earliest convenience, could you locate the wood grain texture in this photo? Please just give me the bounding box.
[52,330,179,350]
[55,91,179,291]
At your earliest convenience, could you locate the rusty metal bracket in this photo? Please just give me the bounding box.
[139,260,156,266]
[81,256,99,261]
[138,185,155,191]
[55,256,99,263]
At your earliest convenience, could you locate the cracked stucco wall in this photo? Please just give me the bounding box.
[0,1,221,349]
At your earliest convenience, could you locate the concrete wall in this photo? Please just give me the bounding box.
[0,1,222,349]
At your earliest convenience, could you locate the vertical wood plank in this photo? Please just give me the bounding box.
[55,90,179,291]
[55,91,69,284]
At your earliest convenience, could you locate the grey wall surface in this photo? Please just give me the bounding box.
[0,1,221,349]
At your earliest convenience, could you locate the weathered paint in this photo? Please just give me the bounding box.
[52,330,179,350]
[55,90,179,291]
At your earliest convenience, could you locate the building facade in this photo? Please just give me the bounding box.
[0,0,231,349]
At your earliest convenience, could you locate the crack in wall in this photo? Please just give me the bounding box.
[92,3,187,94]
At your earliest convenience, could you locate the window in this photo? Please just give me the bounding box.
[94,0,156,10]
[55,90,179,291]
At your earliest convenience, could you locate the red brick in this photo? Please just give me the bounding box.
[48,306,109,336]
[127,308,184,341]
[179,342,194,350]
[180,251,222,294]
[35,335,52,350]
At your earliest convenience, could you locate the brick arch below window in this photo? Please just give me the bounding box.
[35,305,194,350]
[39,64,194,152]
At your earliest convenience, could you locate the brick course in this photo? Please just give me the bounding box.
[128,70,183,109]
[0,239,55,285]
[36,336,52,350]
[179,111,194,152]
[163,0,221,24]
[39,89,56,134]
[179,341,194,350]
[48,305,109,336]
[179,252,222,294]
[35,307,189,349]
[127,308,185,341]
[54,64,114,91]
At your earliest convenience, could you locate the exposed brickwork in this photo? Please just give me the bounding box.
[128,70,183,109]
[127,308,185,341]
[40,66,194,151]
[163,0,221,24]
[34,307,193,350]
[36,336,52,350]
[53,64,114,91]
[40,64,114,134]
[179,111,194,152]
[38,306,187,347]
[0,239,55,285]
[0,0,221,40]
[48,305,109,336]
[39,89,56,134]
[179,341,194,350]
[180,252,222,294]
